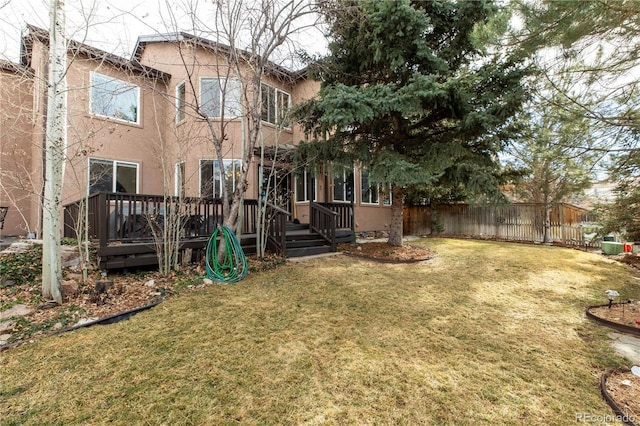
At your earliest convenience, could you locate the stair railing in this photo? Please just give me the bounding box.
[309,201,338,252]
[265,202,290,256]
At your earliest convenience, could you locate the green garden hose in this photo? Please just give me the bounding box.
[205,225,248,283]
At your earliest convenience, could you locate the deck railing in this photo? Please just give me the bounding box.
[265,203,290,256]
[309,202,338,251]
[318,202,354,233]
[63,192,259,248]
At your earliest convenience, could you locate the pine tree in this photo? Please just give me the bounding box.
[296,0,530,245]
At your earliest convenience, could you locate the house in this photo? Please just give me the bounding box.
[0,26,394,262]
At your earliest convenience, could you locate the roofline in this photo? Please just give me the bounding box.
[133,32,309,84]
[0,59,34,77]
[21,25,171,84]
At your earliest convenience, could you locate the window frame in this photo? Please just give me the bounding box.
[199,77,242,119]
[199,159,242,198]
[332,166,355,203]
[89,72,141,125]
[360,169,380,205]
[175,81,186,123]
[260,83,291,129]
[88,158,139,194]
[294,168,317,203]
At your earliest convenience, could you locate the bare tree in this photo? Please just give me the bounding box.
[41,0,67,303]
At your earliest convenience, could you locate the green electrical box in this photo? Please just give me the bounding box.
[601,241,624,255]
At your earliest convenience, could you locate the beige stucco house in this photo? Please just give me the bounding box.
[0,26,393,245]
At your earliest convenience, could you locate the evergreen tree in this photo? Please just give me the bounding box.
[514,0,640,240]
[505,97,598,243]
[296,0,530,245]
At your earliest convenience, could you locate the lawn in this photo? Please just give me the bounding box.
[1,238,637,425]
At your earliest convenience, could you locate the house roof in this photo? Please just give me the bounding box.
[132,32,308,84]
[0,59,34,77]
[20,25,171,84]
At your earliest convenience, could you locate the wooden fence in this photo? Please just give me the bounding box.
[403,203,600,247]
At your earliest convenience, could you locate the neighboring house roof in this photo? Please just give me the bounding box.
[20,25,171,84]
[132,32,308,84]
[0,59,34,77]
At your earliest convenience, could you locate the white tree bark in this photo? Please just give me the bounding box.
[42,0,67,303]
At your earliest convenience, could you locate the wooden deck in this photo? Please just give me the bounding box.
[64,192,355,270]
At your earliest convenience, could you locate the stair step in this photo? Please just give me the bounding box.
[285,245,333,258]
[285,223,310,231]
[286,239,330,249]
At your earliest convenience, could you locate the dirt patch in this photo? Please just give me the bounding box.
[616,253,640,270]
[339,242,434,263]
[589,302,640,330]
[605,370,640,424]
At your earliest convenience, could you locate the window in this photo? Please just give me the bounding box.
[200,159,241,198]
[360,170,380,204]
[90,73,140,124]
[175,162,185,197]
[89,159,138,194]
[332,166,354,202]
[261,83,291,127]
[383,184,392,205]
[200,78,241,118]
[176,82,186,123]
[294,168,316,202]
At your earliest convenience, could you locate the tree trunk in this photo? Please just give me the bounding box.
[42,0,67,304]
[388,185,404,246]
[543,194,551,244]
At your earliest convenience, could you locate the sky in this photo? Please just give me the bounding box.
[0,0,327,69]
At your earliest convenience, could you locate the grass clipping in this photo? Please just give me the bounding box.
[1,239,637,425]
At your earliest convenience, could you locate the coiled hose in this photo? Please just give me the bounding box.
[205,225,248,283]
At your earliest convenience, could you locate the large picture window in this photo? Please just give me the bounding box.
[200,78,241,118]
[332,166,354,203]
[261,83,291,128]
[200,159,241,198]
[89,159,138,194]
[90,73,140,124]
[294,168,316,202]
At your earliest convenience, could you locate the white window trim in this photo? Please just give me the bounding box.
[175,81,186,123]
[261,83,292,129]
[332,167,355,203]
[199,77,241,119]
[199,158,241,198]
[89,72,141,125]
[382,183,393,206]
[294,169,317,203]
[360,170,380,205]
[88,158,140,193]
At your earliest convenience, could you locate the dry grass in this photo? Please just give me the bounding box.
[1,238,637,425]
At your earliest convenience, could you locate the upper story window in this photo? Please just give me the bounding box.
[176,82,186,123]
[90,73,140,124]
[89,158,138,194]
[261,83,291,128]
[200,78,242,119]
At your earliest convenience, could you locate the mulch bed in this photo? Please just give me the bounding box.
[338,242,434,263]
